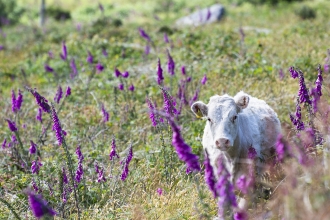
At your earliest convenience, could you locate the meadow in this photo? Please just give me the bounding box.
[1,0,330,219]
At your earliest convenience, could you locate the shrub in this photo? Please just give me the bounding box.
[46,7,71,21]
[295,5,316,20]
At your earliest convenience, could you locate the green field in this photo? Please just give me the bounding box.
[1,0,330,219]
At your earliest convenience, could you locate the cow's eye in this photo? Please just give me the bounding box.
[232,115,238,122]
[207,118,212,123]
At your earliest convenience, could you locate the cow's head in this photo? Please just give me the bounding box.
[191,91,249,151]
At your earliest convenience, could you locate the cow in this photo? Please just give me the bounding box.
[191,91,281,203]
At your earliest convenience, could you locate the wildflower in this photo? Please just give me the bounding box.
[62,167,68,184]
[275,134,290,162]
[44,64,54,73]
[54,86,63,104]
[145,44,150,55]
[248,146,257,159]
[129,84,135,91]
[157,58,164,85]
[189,88,200,106]
[31,160,42,174]
[114,68,121,77]
[147,98,157,127]
[169,119,201,172]
[75,146,84,183]
[30,141,37,154]
[28,88,51,113]
[51,104,63,145]
[234,211,248,220]
[65,86,71,97]
[36,108,43,123]
[297,71,311,105]
[157,188,163,196]
[6,119,17,132]
[186,76,192,82]
[162,88,178,116]
[101,104,109,122]
[236,175,249,194]
[94,161,100,174]
[324,64,330,73]
[102,48,108,57]
[109,136,119,160]
[122,71,129,78]
[16,90,23,111]
[98,3,104,13]
[70,58,78,78]
[289,66,298,79]
[181,65,186,75]
[28,191,56,218]
[11,90,17,113]
[32,179,40,192]
[86,51,94,64]
[48,51,54,59]
[97,168,106,182]
[118,83,124,91]
[2,139,7,149]
[96,62,104,73]
[204,150,217,198]
[60,41,67,60]
[167,50,175,76]
[164,33,169,43]
[216,156,237,218]
[76,145,84,162]
[138,28,151,42]
[201,74,207,85]
[315,64,323,96]
[121,145,133,181]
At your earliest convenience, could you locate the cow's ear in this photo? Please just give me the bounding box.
[191,101,208,118]
[234,91,249,109]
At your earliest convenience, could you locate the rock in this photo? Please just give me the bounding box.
[175,4,225,27]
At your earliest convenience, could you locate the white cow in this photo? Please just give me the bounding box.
[191,91,281,187]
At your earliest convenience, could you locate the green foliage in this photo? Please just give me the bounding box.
[236,0,304,5]
[0,0,24,26]
[295,5,316,20]
[46,7,71,21]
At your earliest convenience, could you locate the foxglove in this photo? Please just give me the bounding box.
[44,64,54,73]
[36,108,42,123]
[157,58,164,85]
[138,28,151,42]
[147,98,157,127]
[65,86,71,97]
[129,84,135,91]
[51,104,63,145]
[86,51,93,64]
[60,41,67,60]
[167,50,175,76]
[30,141,37,154]
[121,145,133,181]
[70,58,78,78]
[204,150,217,198]
[109,136,119,160]
[6,119,17,132]
[28,191,56,218]
[96,62,104,73]
[54,86,63,104]
[201,74,207,85]
[101,104,109,122]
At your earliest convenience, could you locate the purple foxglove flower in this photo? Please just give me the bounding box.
[239,26,245,42]
[96,62,104,73]
[206,8,211,21]
[157,58,164,85]
[181,65,186,75]
[36,108,43,123]
[48,51,54,59]
[157,188,163,196]
[315,64,323,96]
[98,3,104,13]
[114,68,121,78]
[168,119,200,172]
[54,86,63,104]
[6,119,17,132]
[279,68,284,80]
[0,45,4,50]
[186,76,192,82]
[109,136,119,160]
[162,88,178,116]
[248,146,257,159]
[118,83,124,91]
[86,51,94,64]
[97,168,106,182]
[275,134,290,162]
[138,28,151,42]
[234,211,248,220]
[28,191,56,218]
[189,89,200,106]
[145,44,150,55]
[201,74,207,85]
[75,163,83,183]
[324,64,330,73]
[31,160,42,174]
[30,140,37,154]
[146,98,157,127]
[76,145,84,163]
[122,71,129,78]
[236,175,249,194]
[62,167,68,184]
[50,104,63,145]
[32,179,40,192]
[164,33,169,43]
[215,156,237,218]
[65,86,71,97]
[70,58,78,78]
[289,66,298,79]
[101,104,109,122]
[204,150,217,198]
[11,135,17,144]
[121,145,133,181]
[297,70,311,105]
[60,41,67,60]
[2,139,7,149]
[44,64,54,73]
[28,88,51,113]
[94,162,100,174]
[11,90,17,113]
[310,88,320,113]
[167,50,175,76]
[16,90,23,111]
[129,84,135,91]
[102,48,108,57]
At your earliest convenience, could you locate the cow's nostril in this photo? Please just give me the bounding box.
[225,139,229,145]
[215,140,220,146]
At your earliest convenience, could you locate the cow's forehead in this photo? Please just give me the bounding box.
[207,95,238,115]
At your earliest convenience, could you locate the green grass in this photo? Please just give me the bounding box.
[1,0,330,219]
